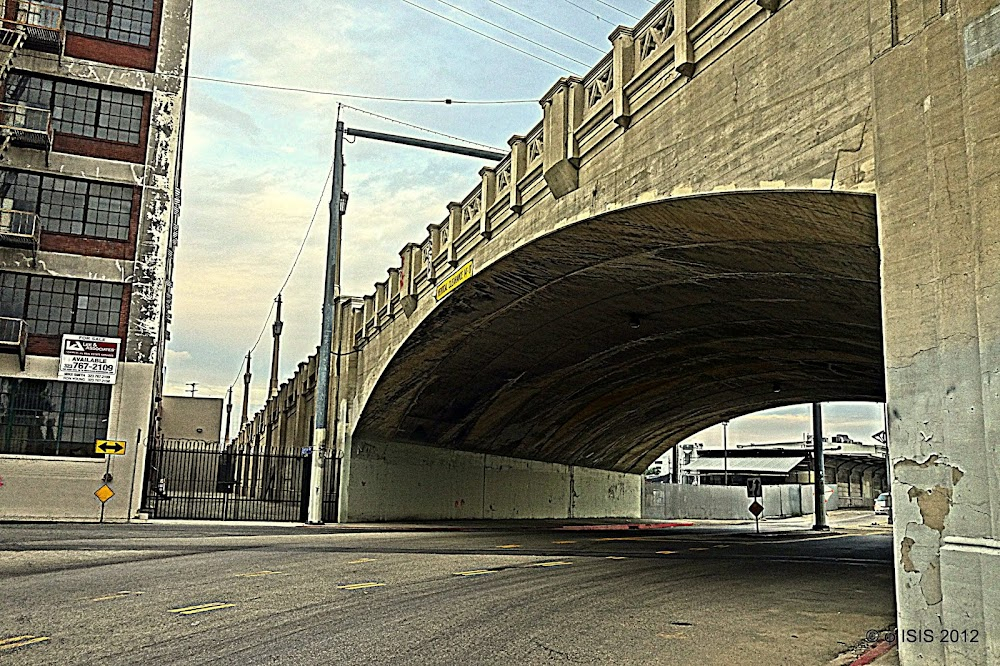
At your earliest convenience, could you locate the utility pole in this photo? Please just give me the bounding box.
[308,116,346,525]
[223,387,233,448]
[672,445,681,484]
[269,295,284,398]
[303,120,503,524]
[812,402,829,530]
[241,351,251,425]
[186,382,197,397]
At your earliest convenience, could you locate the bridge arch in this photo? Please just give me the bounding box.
[352,189,884,475]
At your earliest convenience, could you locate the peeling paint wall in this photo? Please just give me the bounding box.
[874,0,1000,663]
[0,0,193,522]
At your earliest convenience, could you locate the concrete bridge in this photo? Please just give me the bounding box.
[236,0,999,662]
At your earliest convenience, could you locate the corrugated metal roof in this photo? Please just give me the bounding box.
[685,455,805,474]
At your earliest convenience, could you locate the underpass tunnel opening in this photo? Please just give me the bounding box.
[642,401,891,513]
[354,191,885,478]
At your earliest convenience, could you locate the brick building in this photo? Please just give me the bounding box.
[0,0,191,520]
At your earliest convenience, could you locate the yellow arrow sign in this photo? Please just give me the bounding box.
[96,440,126,455]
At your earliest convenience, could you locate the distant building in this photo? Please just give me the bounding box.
[161,396,223,443]
[678,435,889,508]
[0,1,192,521]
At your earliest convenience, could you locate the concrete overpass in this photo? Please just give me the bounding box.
[236,0,999,662]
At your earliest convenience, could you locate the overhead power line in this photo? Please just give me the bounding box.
[425,0,591,67]
[189,74,536,105]
[398,0,580,73]
[590,0,641,20]
[226,162,335,392]
[481,0,605,54]
[554,0,618,25]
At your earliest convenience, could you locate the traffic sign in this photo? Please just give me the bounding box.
[748,500,764,517]
[95,484,115,503]
[747,477,762,498]
[96,440,126,455]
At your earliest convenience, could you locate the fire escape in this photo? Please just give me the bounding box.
[0,2,63,368]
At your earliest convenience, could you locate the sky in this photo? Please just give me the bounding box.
[164,0,884,450]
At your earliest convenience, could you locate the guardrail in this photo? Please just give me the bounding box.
[0,101,53,150]
[0,207,39,247]
[8,0,63,51]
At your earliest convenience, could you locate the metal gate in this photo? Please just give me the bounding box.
[142,439,339,522]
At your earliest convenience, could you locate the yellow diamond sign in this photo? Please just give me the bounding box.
[95,484,115,503]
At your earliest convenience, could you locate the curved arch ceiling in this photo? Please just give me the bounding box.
[354,191,884,474]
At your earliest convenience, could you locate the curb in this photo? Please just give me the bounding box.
[850,640,895,665]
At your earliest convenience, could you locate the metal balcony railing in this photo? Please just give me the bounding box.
[0,208,40,250]
[7,0,63,53]
[0,101,52,150]
[0,316,28,369]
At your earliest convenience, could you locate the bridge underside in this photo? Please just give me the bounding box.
[355,191,884,474]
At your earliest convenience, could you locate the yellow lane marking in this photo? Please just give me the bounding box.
[453,570,495,577]
[688,547,709,551]
[497,544,521,549]
[336,582,386,590]
[235,571,284,578]
[91,590,144,602]
[606,556,628,560]
[0,636,49,651]
[656,550,677,555]
[552,540,577,544]
[527,561,572,568]
[168,602,236,616]
[347,558,377,564]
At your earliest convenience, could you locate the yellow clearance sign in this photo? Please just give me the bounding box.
[436,261,474,301]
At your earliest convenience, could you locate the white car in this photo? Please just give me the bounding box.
[874,492,891,514]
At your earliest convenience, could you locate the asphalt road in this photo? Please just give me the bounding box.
[0,516,895,665]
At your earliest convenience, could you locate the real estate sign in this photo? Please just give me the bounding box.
[58,335,121,385]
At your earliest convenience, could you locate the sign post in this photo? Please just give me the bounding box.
[747,476,763,534]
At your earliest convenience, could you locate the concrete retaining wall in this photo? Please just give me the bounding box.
[344,438,642,521]
[642,482,837,520]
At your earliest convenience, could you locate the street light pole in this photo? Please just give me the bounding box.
[812,402,829,531]
[722,420,729,485]
[307,117,345,525]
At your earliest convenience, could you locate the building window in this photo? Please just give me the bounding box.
[0,272,124,338]
[64,0,155,47]
[0,378,110,458]
[4,73,145,145]
[0,170,133,241]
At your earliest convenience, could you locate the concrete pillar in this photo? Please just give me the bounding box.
[479,166,497,238]
[507,135,527,214]
[540,77,583,199]
[398,243,419,317]
[673,0,696,77]
[446,203,461,266]
[873,2,1000,663]
[610,26,635,127]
